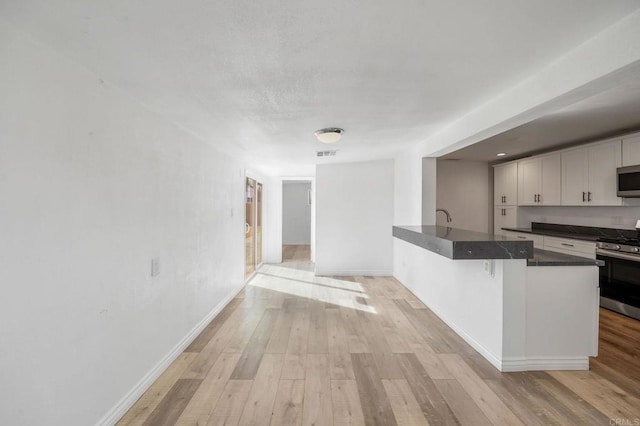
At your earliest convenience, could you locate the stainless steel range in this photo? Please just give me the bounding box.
[596,237,640,320]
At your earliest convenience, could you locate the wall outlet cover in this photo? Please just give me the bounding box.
[151,257,160,277]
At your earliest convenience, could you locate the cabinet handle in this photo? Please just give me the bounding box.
[588,192,592,202]
[517,236,527,239]
[561,243,575,247]
[538,194,541,203]
[502,208,506,216]
[533,194,536,203]
[582,192,586,202]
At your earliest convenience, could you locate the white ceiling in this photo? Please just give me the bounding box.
[442,72,640,162]
[2,1,640,175]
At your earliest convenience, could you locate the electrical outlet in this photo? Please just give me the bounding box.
[483,260,494,277]
[612,216,623,226]
[151,257,160,277]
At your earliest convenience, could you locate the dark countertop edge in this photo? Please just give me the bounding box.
[526,248,604,267]
[502,227,600,242]
[393,225,532,260]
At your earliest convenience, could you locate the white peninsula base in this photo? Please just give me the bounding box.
[394,238,599,372]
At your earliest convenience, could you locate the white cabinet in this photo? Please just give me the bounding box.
[494,162,517,206]
[623,133,640,166]
[518,154,561,206]
[543,236,596,259]
[561,140,622,206]
[494,206,517,236]
[503,230,544,248]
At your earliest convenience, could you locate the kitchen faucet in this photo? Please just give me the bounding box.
[436,208,452,223]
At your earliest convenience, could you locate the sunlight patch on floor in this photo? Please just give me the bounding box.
[250,264,377,313]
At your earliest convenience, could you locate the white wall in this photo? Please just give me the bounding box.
[0,20,246,425]
[431,160,490,232]
[316,160,394,275]
[282,181,312,245]
[394,149,425,226]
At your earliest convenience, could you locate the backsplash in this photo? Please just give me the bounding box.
[531,222,637,239]
[519,205,640,230]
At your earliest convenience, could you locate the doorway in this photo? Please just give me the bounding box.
[245,177,263,279]
[282,180,312,266]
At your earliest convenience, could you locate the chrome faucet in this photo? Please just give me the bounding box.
[436,208,452,223]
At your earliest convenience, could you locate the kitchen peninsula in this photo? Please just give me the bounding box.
[393,225,602,372]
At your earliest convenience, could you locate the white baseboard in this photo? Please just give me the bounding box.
[314,269,392,276]
[501,357,589,372]
[95,284,244,426]
[425,302,504,370]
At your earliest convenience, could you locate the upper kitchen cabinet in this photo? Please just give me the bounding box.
[518,154,561,206]
[561,139,622,206]
[493,162,517,206]
[622,133,640,166]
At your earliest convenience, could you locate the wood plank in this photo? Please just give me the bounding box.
[339,306,369,353]
[238,353,284,425]
[326,308,354,380]
[118,352,198,425]
[351,353,397,426]
[381,379,428,426]
[206,380,252,426]
[271,379,304,426]
[302,354,333,426]
[231,308,279,379]
[286,309,311,355]
[356,310,403,379]
[308,301,329,354]
[414,351,453,380]
[183,307,263,379]
[281,353,307,380]
[331,380,365,426]
[525,373,610,425]
[440,354,523,425]
[142,379,203,426]
[185,298,242,353]
[265,300,295,353]
[434,379,491,426]
[548,370,640,421]
[394,353,458,425]
[175,353,241,425]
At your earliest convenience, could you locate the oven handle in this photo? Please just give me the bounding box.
[596,249,640,262]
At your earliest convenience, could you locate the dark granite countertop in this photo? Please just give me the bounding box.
[393,225,533,260]
[503,222,637,242]
[527,248,604,267]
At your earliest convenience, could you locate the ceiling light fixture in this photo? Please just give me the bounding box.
[496,152,507,157]
[314,127,344,144]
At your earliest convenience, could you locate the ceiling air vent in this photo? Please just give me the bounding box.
[316,150,337,157]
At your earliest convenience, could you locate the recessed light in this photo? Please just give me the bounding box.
[496,152,507,157]
[314,128,344,144]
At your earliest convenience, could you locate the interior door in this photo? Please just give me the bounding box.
[256,183,263,266]
[245,178,256,279]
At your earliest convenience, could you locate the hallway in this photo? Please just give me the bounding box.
[119,260,640,425]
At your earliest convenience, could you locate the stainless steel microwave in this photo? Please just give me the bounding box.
[617,165,640,197]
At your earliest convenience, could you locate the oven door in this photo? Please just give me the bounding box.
[597,249,640,319]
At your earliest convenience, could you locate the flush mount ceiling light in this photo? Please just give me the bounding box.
[314,127,344,144]
[496,152,507,157]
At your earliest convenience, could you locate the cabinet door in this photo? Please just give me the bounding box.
[622,134,640,166]
[494,163,516,205]
[503,206,518,230]
[540,154,561,205]
[588,140,622,206]
[494,206,506,235]
[561,148,588,205]
[518,158,540,206]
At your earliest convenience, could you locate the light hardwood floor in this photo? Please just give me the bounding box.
[119,255,640,425]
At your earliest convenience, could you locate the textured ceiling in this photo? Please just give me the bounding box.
[2,1,640,174]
